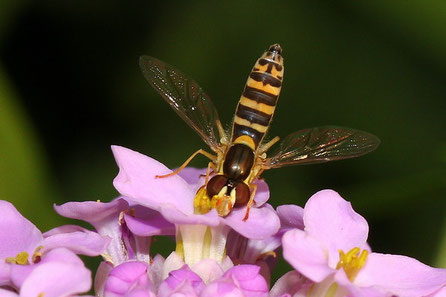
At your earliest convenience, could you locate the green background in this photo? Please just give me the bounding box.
[1,0,445,281]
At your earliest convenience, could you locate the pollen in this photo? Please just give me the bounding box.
[5,251,30,265]
[335,247,368,281]
[193,186,212,214]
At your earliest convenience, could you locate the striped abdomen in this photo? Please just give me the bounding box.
[232,44,284,150]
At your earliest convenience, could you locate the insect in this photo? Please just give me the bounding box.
[139,44,380,220]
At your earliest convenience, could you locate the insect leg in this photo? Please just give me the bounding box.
[156,149,216,178]
[258,136,280,155]
[242,183,258,221]
[204,161,216,185]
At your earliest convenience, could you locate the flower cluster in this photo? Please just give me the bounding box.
[1,146,445,297]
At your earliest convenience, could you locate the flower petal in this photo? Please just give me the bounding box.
[94,261,113,297]
[177,167,207,189]
[159,205,220,226]
[0,289,18,297]
[355,253,446,297]
[224,204,280,240]
[282,229,334,282]
[54,198,129,228]
[42,225,110,256]
[276,204,304,232]
[158,265,204,296]
[304,190,369,265]
[0,201,43,258]
[124,205,175,236]
[0,262,11,287]
[223,264,269,297]
[252,178,270,207]
[104,261,152,297]
[112,145,196,214]
[19,252,91,297]
[55,198,129,265]
[269,270,309,297]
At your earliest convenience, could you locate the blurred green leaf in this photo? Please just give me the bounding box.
[437,216,446,267]
[0,64,60,230]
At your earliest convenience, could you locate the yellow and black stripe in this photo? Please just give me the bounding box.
[232,44,284,150]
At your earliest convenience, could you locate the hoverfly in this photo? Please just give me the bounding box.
[139,44,380,220]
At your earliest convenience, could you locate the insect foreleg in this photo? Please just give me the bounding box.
[242,183,258,221]
[156,149,216,178]
[204,161,216,185]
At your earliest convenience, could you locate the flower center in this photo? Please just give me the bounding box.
[335,247,368,281]
[175,224,229,265]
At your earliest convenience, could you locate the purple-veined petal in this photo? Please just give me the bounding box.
[354,253,446,297]
[104,261,152,297]
[303,190,369,266]
[42,225,110,256]
[224,204,280,240]
[124,205,175,236]
[282,229,334,282]
[112,145,196,214]
[0,201,43,258]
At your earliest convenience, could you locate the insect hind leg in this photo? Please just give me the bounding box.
[156,149,216,178]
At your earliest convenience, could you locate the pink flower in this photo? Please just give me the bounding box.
[111,146,280,270]
[280,190,446,297]
[0,201,101,295]
[55,198,174,266]
[111,146,280,240]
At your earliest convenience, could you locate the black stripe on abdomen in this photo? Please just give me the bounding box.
[243,86,278,106]
[236,104,271,126]
[232,123,264,147]
[250,72,282,88]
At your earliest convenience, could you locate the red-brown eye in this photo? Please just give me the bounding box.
[234,182,250,207]
[206,175,228,197]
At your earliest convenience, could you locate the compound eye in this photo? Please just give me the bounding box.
[234,182,250,207]
[207,175,228,197]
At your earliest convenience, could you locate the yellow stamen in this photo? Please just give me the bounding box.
[5,251,30,265]
[336,247,368,281]
[32,246,44,263]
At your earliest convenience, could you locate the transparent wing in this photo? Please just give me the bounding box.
[264,126,380,168]
[139,55,222,151]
